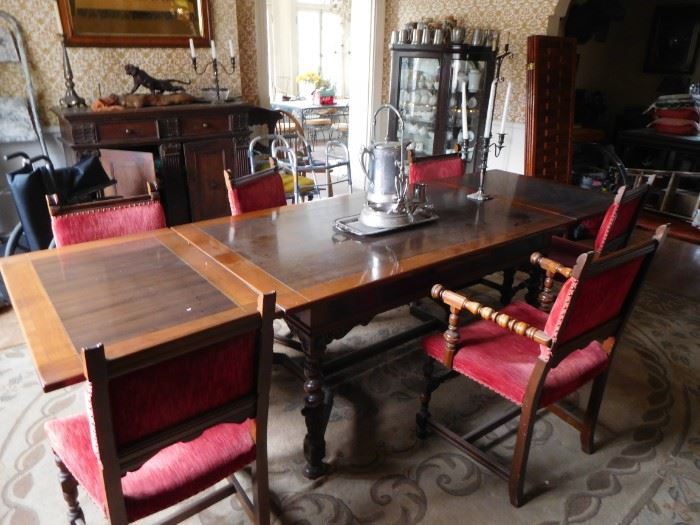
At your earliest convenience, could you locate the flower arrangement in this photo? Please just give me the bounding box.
[296,71,331,89]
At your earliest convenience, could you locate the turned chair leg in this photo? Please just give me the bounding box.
[538,270,556,312]
[581,371,611,454]
[53,450,85,525]
[416,358,435,439]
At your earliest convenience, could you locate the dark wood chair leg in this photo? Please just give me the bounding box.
[416,357,436,439]
[53,450,85,525]
[508,404,538,508]
[580,370,611,454]
[509,362,547,507]
[499,268,516,305]
[253,460,271,525]
[524,268,543,307]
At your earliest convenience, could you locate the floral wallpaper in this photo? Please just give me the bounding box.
[383,0,563,123]
[1,0,566,127]
[236,0,259,105]
[0,0,244,126]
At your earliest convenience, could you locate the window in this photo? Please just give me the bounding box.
[266,0,350,98]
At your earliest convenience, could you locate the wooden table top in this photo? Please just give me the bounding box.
[174,181,589,313]
[2,173,611,392]
[438,170,613,219]
[0,229,260,392]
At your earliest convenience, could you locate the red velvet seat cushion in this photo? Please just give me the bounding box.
[409,155,464,184]
[45,415,256,523]
[423,301,609,407]
[228,174,287,216]
[52,201,166,247]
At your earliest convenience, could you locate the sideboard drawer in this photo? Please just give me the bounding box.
[97,120,157,141]
[180,115,230,136]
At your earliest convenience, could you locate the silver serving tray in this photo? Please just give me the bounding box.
[334,207,438,236]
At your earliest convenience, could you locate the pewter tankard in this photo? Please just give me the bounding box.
[360,104,409,205]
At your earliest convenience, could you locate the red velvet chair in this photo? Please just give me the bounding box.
[48,183,166,247]
[549,184,649,265]
[538,183,649,309]
[408,151,465,184]
[417,225,667,507]
[225,167,287,216]
[44,292,276,524]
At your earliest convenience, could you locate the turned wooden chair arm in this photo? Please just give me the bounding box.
[431,284,552,368]
[530,252,573,279]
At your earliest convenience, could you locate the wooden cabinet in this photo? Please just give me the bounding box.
[55,103,279,224]
[183,139,234,221]
[388,43,495,172]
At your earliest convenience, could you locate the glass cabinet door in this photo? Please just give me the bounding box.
[444,58,489,165]
[396,56,441,155]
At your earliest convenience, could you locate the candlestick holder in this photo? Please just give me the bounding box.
[467,42,512,201]
[190,55,236,103]
[468,133,506,201]
[59,35,86,108]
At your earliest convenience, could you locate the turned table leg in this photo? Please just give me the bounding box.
[301,341,333,479]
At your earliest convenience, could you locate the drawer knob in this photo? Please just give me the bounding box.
[124,128,133,135]
[201,122,209,129]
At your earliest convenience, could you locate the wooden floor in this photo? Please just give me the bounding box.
[632,231,700,300]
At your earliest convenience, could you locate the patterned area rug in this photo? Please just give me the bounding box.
[1,283,699,525]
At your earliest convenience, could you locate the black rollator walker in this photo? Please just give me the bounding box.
[1,153,115,306]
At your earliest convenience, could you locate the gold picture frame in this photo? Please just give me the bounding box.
[57,0,211,47]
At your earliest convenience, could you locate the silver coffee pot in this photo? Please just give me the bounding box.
[359,104,412,228]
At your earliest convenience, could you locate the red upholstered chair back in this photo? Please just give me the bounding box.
[83,292,275,468]
[593,184,648,254]
[89,334,256,449]
[48,187,166,247]
[408,152,464,184]
[543,226,666,364]
[225,167,287,216]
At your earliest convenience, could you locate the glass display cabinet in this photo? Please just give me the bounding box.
[388,43,496,171]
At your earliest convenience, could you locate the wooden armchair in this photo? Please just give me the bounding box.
[47,182,166,247]
[539,183,649,309]
[225,166,287,216]
[45,292,276,524]
[417,225,667,507]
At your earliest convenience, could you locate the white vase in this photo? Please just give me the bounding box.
[298,82,315,99]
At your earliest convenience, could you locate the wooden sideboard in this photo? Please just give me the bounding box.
[54,103,279,224]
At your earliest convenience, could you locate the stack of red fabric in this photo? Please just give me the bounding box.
[646,94,699,135]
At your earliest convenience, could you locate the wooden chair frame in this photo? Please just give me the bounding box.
[52,292,276,524]
[47,181,161,216]
[538,183,649,310]
[417,225,667,507]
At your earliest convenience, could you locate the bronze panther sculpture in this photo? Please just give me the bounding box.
[124,64,191,94]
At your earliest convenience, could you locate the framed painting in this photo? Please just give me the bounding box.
[644,5,700,74]
[57,0,211,47]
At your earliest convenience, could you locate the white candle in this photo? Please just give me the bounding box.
[484,79,497,139]
[461,81,468,141]
[228,39,234,58]
[54,2,64,34]
[189,38,196,59]
[499,81,512,135]
[210,40,216,60]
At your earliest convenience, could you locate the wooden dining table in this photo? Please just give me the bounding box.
[0,170,611,480]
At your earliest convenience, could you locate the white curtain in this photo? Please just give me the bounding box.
[268,0,297,97]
